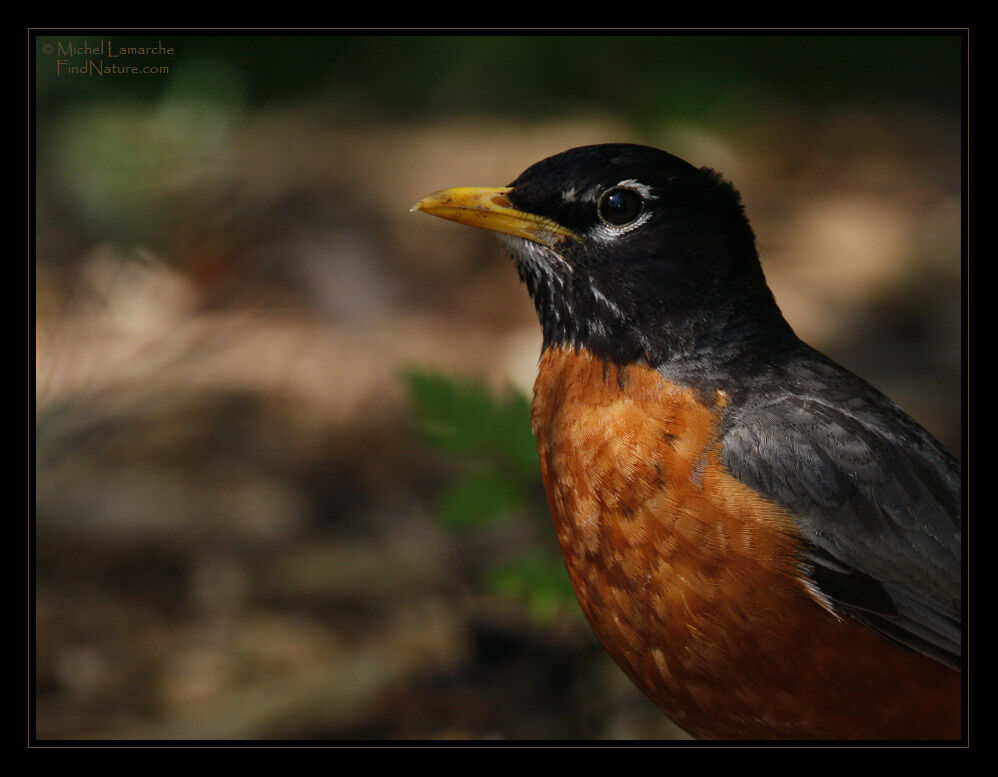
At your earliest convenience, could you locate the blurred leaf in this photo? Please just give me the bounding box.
[403,369,538,482]
[485,553,580,623]
[39,51,248,248]
[405,368,579,623]
[438,469,523,532]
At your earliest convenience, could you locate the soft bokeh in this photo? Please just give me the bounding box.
[33,34,962,741]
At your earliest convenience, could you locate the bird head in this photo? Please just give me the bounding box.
[413,143,788,368]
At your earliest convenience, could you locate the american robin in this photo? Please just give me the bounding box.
[412,144,961,741]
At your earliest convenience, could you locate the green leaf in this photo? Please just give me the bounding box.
[404,368,575,620]
[403,369,539,482]
[485,553,580,623]
[438,470,523,532]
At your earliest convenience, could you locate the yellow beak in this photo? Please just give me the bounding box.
[411,186,580,249]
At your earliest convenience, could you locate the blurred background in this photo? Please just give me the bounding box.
[33,32,963,741]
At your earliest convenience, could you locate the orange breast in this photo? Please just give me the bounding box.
[531,345,961,740]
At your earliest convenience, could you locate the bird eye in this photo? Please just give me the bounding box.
[598,187,644,226]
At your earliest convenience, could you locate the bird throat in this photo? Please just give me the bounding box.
[508,236,800,385]
[507,237,650,366]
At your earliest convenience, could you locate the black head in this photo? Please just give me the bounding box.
[415,143,795,370]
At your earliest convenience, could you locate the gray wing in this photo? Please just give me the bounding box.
[719,361,961,670]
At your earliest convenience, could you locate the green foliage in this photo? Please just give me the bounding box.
[437,470,522,533]
[485,553,580,623]
[36,34,961,131]
[404,368,578,621]
[403,369,539,485]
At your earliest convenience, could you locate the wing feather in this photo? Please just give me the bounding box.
[718,355,961,669]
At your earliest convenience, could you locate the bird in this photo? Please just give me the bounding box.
[411,143,962,740]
